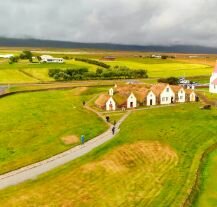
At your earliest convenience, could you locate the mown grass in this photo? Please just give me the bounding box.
[0,87,108,174]
[193,149,217,207]
[1,104,217,206]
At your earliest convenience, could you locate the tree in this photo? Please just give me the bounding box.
[9,56,19,64]
[20,51,33,62]
[158,77,179,85]
[96,68,103,75]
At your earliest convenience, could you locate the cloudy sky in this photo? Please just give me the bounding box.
[0,0,217,46]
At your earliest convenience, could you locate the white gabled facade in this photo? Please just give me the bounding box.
[109,88,114,96]
[177,88,186,103]
[106,97,116,111]
[41,55,64,63]
[209,64,217,93]
[160,85,175,105]
[127,93,137,108]
[146,91,156,106]
[189,91,196,102]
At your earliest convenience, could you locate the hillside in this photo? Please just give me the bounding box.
[0,38,217,54]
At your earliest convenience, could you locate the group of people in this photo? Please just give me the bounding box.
[106,116,116,135]
[80,102,117,145]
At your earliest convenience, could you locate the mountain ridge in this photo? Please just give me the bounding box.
[0,37,217,54]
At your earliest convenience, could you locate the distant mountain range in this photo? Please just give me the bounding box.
[0,37,217,54]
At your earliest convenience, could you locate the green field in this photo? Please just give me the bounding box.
[1,104,217,206]
[0,59,98,83]
[194,149,217,207]
[0,87,108,174]
[105,60,211,78]
[0,51,213,84]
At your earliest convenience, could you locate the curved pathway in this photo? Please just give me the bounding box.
[0,111,131,190]
[0,103,176,190]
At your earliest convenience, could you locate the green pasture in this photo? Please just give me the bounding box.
[0,59,98,83]
[194,149,217,207]
[0,87,108,174]
[0,53,213,84]
[1,104,217,206]
[106,60,212,78]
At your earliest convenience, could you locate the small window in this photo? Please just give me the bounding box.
[162,97,165,101]
[166,97,168,101]
[180,96,183,100]
[166,88,169,92]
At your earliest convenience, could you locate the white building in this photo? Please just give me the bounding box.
[186,90,196,102]
[209,63,217,93]
[160,85,175,105]
[95,84,197,111]
[40,55,64,63]
[0,54,14,59]
[106,97,116,111]
[127,93,137,108]
[151,84,175,105]
[146,91,156,106]
[171,86,186,103]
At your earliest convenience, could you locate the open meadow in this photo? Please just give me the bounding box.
[0,48,213,84]
[1,104,217,206]
[0,87,108,174]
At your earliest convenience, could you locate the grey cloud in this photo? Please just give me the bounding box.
[0,0,217,46]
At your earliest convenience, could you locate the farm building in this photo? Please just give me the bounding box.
[95,83,196,111]
[102,56,116,61]
[40,55,64,63]
[209,63,217,93]
[0,54,14,59]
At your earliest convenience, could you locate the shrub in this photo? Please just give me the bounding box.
[75,58,111,69]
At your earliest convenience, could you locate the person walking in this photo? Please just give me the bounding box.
[112,126,115,135]
[80,135,85,144]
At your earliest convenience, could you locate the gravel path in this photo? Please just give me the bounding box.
[0,111,131,190]
[0,103,176,190]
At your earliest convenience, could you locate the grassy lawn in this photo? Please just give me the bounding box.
[0,59,98,83]
[105,60,212,78]
[0,69,37,83]
[0,54,213,83]
[1,104,217,206]
[0,87,108,174]
[196,88,217,104]
[193,149,217,207]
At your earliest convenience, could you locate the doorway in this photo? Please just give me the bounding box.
[130,102,133,108]
[171,97,174,104]
[150,99,153,106]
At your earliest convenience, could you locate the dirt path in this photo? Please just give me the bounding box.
[0,110,130,190]
[0,103,178,190]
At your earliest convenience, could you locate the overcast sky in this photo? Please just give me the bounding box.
[0,0,217,46]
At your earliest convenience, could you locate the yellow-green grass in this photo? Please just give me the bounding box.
[0,59,98,83]
[0,69,37,83]
[1,104,217,206]
[193,149,217,207]
[105,60,212,78]
[0,87,108,174]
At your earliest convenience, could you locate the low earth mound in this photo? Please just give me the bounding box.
[0,141,178,207]
[61,135,79,145]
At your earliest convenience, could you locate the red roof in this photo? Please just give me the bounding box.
[212,78,217,85]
